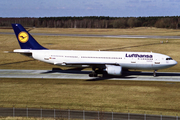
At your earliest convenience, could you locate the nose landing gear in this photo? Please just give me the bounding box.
[153,70,157,77]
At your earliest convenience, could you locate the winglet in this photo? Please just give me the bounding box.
[12,24,47,50]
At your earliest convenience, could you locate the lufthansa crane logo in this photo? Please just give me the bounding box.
[18,32,29,43]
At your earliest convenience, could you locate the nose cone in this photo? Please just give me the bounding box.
[173,60,178,66]
[171,60,177,66]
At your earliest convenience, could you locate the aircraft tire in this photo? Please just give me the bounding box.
[89,72,98,77]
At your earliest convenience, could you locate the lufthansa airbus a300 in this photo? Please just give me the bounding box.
[12,24,177,77]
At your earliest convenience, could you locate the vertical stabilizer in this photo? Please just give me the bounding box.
[12,24,47,49]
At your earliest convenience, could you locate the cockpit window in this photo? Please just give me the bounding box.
[166,58,173,60]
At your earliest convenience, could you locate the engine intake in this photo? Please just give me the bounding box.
[105,65,122,76]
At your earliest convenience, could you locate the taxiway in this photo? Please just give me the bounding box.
[0,69,180,82]
[1,32,180,39]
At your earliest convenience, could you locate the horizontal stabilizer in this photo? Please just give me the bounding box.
[13,49,32,53]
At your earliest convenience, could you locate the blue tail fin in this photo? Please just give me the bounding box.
[12,24,47,49]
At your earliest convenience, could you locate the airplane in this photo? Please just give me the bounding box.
[11,24,177,77]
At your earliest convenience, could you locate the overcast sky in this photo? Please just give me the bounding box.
[0,0,180,17]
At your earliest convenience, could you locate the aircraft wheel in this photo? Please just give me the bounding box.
[89,72,98,77]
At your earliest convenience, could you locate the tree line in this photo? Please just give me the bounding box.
[0,16,180,29]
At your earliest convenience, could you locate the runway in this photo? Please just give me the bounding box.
[1,32,180,39]
[0,69,180,82]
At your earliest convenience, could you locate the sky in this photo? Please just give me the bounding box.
[0,0,180,17]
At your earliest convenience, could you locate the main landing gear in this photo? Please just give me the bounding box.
[89,72,98,77]
[89,68,104,77]
[89,67,98,77]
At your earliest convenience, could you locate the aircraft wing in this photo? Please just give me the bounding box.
[54,62,119,66]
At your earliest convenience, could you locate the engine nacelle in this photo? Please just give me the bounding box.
[105,65,122,76]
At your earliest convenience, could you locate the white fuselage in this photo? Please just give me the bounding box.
[14,49,177,70]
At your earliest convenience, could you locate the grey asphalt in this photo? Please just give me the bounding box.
[0,69,180,82]
[1,32,180,39]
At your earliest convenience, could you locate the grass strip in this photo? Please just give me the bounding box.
[0,78,180,116]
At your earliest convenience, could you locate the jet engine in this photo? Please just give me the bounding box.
[105,65,122,76]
